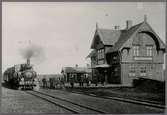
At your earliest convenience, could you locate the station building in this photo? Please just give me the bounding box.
[61,65,91,83]
[87,16,166,86]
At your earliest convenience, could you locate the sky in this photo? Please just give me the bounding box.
[2,2,166,74]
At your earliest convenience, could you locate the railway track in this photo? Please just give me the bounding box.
[68,90,165,109]
[25,90,108,114]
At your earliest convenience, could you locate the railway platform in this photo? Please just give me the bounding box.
[63,82,129,88]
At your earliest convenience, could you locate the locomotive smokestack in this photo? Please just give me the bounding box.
[27,58,30,65]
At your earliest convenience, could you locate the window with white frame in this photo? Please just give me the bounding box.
[97,48,105,64]
[133,46,139,56]
[140,66,146,76]
[129,65,136,76]
[101,49,103,58]
[97,49,104,59]
[147,46,153,56]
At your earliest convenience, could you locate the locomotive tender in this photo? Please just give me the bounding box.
[3,59,37,90]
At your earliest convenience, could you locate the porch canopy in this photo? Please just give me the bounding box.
[92,64,110,68]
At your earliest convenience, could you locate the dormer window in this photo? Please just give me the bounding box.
[97,48,105,65]
[97,48,104,59]
[133,46,139,56]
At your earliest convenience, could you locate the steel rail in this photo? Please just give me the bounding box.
[25,91,79,113]
[26,90,108,114]
[68,90,165,109]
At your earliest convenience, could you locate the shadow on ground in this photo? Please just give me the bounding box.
[2,83,21,90]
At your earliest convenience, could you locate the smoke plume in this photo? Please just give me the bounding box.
[20,44,45,64]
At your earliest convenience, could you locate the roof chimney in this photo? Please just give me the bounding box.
[114,26,120,30]
[96,22,98,29]
[126,20,133,29]
[27,58,30,65]
[144,14,147,22]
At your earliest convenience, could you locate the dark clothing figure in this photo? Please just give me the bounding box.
[78,76,81,87]
[69,76,74,88]
[42,78,47,88]
[85,74,90,86]
[93,76,98,86]
[60,77,65,89]
[49,78,54,89]
[86,78,90,86]
[80,75,84,87]
[101,75,105,86]
[70,82,74,88]
[52,78,56,88]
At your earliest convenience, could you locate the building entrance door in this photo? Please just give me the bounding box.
[97,68,108,85]
[108,66,121,84]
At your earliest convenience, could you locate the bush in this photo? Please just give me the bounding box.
[132,78,165,93]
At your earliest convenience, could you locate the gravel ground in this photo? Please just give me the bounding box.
[1,87,73,113]
[39,89,165,114]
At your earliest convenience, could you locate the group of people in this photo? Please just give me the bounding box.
[41,77,65,89]
[69,74,91,88]
[41,74,106,89]
[90,73,106,86]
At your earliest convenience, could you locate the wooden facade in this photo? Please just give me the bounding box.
[88,18,166,86]
[61,67,92,83]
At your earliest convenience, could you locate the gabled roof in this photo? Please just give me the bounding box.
[97,29,121,46]
[106,22,143,53]
[143,22,166,50]
[87,50,96,58]
[91,29,121,48]
[90,21,166,54]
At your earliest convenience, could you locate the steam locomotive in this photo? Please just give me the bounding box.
[3,59,37,90]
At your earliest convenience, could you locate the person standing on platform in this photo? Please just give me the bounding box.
[80,75,84,87]
[69,75,74,88]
